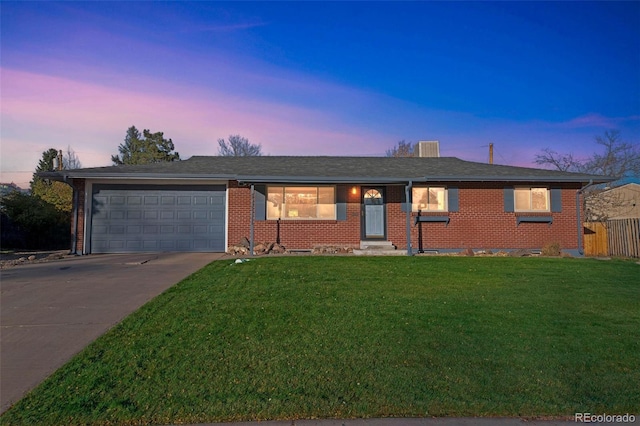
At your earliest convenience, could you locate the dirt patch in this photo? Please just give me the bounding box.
[0,250,71,269]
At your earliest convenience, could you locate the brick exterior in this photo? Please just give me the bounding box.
[228,181,362,249]
[72,179,583,253]
[72,179,86,254]
[228,181,584,252]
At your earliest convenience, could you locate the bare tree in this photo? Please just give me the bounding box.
[385,140,416,157]
[585,185,638,223]
[535,130,640,178]
[63,145,82,170]
[218,135,262,156]
[537,131,640,225]
[534,148,582,172]
[584,130,640,178]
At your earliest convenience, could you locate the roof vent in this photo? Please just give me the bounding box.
[417,141,440,157]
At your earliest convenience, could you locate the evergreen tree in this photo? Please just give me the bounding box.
[112,126,180,165]
[30,148,73,213]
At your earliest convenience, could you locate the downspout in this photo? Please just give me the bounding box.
[576,179,594,256]
[250,184,255,256]
[405,180,413,256]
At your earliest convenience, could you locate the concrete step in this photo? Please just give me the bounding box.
[355,240,406,255]
[359,240,396,250]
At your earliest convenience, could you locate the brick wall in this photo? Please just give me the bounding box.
[227,181,362,249]
[73,179,584,253]
[228,181,583,251]
[390,182,582,251]
[72,179,86,254]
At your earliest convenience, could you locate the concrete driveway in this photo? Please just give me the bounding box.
[0,252,227,413]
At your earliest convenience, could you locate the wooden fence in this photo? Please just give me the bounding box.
[583,222,608,257]
[607,218,640,258]
[583,219,640,258]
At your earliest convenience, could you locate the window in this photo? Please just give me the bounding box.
[514,187,549,211]
[267,186,336,220]
[412,187,447,212]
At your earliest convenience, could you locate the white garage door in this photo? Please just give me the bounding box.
[90,184,226,253]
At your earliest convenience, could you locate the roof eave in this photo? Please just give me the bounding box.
[38,172,614,185]
[239,174,614,184]
[37,172,239,181]
[236,176,414,184]
[423,175,615,183]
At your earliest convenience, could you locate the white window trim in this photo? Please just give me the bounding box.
[412,186,448,212]
[267,185,337,220]
[514,186,550,212]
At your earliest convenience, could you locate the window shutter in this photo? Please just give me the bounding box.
[504,187,515,212]
[254,185,266,220]
[448,187,459,212]
[336,185,347,221]
[550,188,562,212]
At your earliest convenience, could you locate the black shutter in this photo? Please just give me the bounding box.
[550,188,562,212]
[504,187,515,212]
[448,187,459,212]
[254,185,266,220]
[336,185,347,221]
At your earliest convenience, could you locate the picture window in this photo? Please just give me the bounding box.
[267,186,336,220]
[412,187,447,212]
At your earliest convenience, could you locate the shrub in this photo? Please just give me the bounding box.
[542,242,561,256]
[0,192,69,249]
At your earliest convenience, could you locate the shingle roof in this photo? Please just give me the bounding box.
[589,176,640,191]
[41,156,613,183]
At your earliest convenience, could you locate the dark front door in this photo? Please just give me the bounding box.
[362,187,386,239]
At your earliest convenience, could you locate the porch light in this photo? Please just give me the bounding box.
[351,186,357,195]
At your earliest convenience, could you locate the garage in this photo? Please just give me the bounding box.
[90,184,226,253]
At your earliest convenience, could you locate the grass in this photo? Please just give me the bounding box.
[2,257,639,425]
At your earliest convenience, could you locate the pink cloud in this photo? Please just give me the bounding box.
[560,113,640,130]
[183,21,268,33]
[563,113,616,129]
[0,68,397,185]
[4,63,635,190]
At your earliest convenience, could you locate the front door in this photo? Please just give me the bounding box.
[362,187,386,239]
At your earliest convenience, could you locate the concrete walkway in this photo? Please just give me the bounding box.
[0,252,227,413]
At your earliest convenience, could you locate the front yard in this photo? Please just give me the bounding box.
[1,257,638,425]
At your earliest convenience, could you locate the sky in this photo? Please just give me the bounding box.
[1,1,639,188]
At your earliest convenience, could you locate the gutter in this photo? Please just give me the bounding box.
[238,176,415,185]
[39,170,614,185]
[250,184,255,256]
[405,180,413,256]
[37,172,239,181]
[418,175,614,183]
[239,175,614,184]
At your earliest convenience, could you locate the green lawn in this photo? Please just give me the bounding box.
[2,257,639,425]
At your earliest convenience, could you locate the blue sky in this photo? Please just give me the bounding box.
[2,1,639,187]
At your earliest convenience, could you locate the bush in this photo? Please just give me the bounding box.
[0,192,70,250]
[1,211,27,248]
[541,242,561,257]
